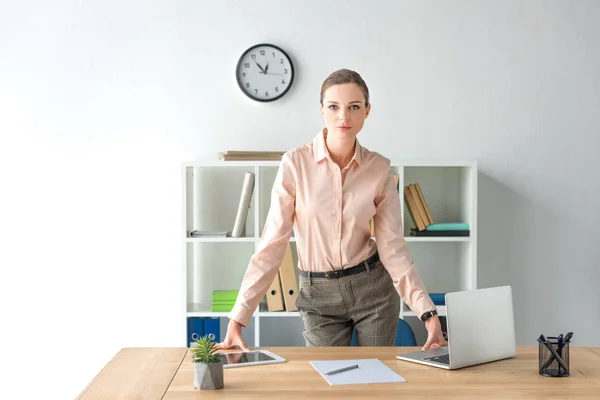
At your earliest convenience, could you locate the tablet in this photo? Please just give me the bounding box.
[219,349,286,368]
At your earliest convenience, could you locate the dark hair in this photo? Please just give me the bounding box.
[320,69,370,106]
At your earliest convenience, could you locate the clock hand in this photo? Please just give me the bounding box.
[265,63,269,74]
[254,61,265,74]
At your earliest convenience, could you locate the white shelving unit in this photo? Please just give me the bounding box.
[183,160,477,347]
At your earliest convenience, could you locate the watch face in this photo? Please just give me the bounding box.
[236,43,294,102]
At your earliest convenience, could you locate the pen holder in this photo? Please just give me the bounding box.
[539,336,570,377]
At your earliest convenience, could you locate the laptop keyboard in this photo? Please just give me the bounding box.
[424,354,450,365]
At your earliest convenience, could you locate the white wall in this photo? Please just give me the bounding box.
[1,0,599,398]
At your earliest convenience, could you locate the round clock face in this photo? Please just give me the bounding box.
[236,43,294,102]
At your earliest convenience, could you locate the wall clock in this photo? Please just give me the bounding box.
[236,43,294,102]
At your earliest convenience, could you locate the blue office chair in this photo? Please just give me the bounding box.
[351,318,417,346]
[395,318,417,346]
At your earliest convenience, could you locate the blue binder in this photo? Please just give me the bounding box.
[187,317,204,346]
[203,317,221,342]
[186,317,221,347]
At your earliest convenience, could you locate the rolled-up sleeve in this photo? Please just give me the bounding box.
[373,162,435,319]
[229,152,297,327]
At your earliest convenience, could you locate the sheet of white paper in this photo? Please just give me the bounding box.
[309,358,406,386]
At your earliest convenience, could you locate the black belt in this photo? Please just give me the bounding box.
[298,252,380,279]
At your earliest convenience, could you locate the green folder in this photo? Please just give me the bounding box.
[425,223,469,231]
[211,304,235,312]
[211,300,236,305]
[211,290,239,301]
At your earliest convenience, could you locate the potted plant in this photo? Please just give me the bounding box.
[192,335,224,390]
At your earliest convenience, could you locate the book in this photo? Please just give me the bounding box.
[408,184,431,226]
[232,172,255,237]
[410,228,469,237]
[413,183,434,225]
[189,230,230,237]
[425,222,469,231]
[404,186,426,231]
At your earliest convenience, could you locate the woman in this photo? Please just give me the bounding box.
[217,69,447,350]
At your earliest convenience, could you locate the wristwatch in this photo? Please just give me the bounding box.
[420,309,438,322]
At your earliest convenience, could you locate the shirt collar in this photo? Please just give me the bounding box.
[313,128,363,166]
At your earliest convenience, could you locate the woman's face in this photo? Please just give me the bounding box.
[320,83,370,139]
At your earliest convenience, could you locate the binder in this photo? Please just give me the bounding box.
[203,317,221,342]
[187,317,221,346]
[187,317,204,347]
[265,270,285,311]
[278,244,299,311]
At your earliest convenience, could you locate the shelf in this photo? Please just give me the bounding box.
[186,309,447,318]
[183,160,281,168]
[183,160,476,168]
[184,160,477,347]
[370,236,470,242]
[402,165,476,238]
[185,237,256,243]
[186,308,300,318]
[186,303,228,317]
[186,237,295,243]
[256,311,300,317]
[187,311,232,317]
[404,237,470,242]
[185,166,258,241]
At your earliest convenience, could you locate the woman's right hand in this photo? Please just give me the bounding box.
[215,319,250,352]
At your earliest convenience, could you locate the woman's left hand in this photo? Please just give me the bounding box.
[422,316,448,350]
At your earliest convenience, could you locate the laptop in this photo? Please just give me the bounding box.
[396,285,516,370]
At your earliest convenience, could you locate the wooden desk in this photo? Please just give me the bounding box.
[77,346,600,399]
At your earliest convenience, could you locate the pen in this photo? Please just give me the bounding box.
[325,364,359,375]
[556,334,564,375]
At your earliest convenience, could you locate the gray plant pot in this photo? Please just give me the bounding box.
[193,362,224,390]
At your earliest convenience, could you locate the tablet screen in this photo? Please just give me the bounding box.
[220,351,275,365]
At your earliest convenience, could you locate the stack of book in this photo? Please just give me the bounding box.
[211,290,239,312]
[218,151,285,161]
[410,222,470,237]
[404,183,470,237]
[188,230,230,238]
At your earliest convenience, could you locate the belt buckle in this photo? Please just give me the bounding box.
[325,271,339,279]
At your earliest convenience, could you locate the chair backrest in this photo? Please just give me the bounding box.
[395,318,417,346]
[351,319,417,346]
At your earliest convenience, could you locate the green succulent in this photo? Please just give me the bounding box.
[192,335,222,364]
